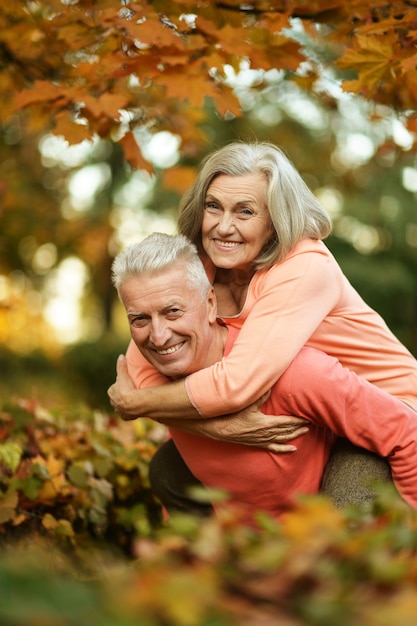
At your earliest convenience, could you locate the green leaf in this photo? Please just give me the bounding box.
[67,464,90,488]
[0,442,22,472]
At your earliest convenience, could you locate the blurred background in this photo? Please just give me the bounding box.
[2,71,417,410]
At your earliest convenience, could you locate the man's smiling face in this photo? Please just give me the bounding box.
[120,263,218,379]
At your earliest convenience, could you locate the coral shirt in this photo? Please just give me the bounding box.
[166,329,417,519]
[169,329,336,521]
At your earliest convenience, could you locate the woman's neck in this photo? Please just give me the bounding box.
[215,266,254,287]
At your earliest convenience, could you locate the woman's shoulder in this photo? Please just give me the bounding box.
[269,239,336,274]
[251,239,340,292]
[288,238,333,258]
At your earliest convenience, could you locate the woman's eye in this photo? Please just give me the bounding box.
[239,208,254,217]
[204,202,221,213]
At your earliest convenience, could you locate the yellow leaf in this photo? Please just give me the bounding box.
[337,33,398,77]
[42,513,59,530]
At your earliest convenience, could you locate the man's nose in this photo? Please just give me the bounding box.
[149,318,171,346]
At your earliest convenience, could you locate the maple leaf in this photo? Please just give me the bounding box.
[209,83,242,118]
[337,33,399,96]
[13,81,68,111]
[120,132,154,173]
[81,93,130,120]
[52,111,94,145]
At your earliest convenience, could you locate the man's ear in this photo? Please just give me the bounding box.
[206,286,218,323]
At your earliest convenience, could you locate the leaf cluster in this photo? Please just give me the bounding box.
[1,480,417,625]
[2,1,417,168]
[0,399,164,554]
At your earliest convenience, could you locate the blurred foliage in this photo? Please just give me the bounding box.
[1,396,417,625]
[0,335,127,409]
[0,398,164,557]
[62,334,130,408]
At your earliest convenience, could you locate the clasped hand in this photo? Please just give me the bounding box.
[107,355,309,452]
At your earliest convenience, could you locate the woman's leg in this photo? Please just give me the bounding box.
[148,439,214,517]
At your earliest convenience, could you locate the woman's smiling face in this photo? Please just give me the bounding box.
[201,172,274,273]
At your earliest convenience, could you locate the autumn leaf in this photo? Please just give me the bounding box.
[0,442,22,472]
[81,93,130,120]
[0,488,18,524]
[52,111,94,145]
[13,81,68,110]
[337,33,399,96]
[119,132,154,172]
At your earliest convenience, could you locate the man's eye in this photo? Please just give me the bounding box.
[130,317,146,328]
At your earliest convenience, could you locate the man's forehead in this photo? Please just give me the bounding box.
[127,295,185,316]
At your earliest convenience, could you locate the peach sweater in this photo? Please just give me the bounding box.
[126,239,417,415]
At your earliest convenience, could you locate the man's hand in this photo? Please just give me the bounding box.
[166,392,310,453]
[108,355,141,420]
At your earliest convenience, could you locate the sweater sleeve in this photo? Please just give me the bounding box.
[185,245,340,417]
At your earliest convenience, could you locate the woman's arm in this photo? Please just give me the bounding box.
[108,355,310,450]
[186,246,339,417]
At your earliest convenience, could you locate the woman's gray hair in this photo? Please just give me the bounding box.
[111,232,212,298]
[178,141,332,269]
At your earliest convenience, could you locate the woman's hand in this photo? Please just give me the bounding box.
[166,392,309,453]
[108,357,309,452]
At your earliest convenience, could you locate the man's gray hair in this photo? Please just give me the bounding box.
[111,232,211,298]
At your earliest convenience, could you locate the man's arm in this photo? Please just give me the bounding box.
[108,355,310,451]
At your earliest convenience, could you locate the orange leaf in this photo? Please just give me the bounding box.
[81,92,130,120]
[209,84,242,118]
[406,114,417,134]
[119,132,154,172]
[52,111,94,145]
[13,81,68,110]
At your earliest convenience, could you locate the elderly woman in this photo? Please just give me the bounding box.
[109,141,417,512]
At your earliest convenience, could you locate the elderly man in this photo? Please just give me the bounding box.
[110,233,415,523]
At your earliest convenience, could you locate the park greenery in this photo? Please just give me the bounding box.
[2,1,417,622]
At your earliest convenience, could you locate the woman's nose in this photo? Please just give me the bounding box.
[216,211,235,234]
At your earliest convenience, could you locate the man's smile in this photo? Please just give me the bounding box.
[155,341,186,355]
